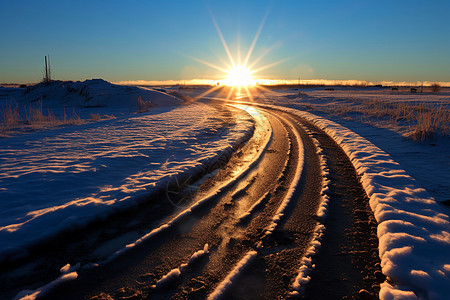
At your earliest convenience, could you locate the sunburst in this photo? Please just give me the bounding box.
[187,9,285,102]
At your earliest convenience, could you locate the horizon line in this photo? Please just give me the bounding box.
[2,78,449,88]
[115,78,450,87]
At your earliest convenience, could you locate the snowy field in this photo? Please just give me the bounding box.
[0,80,254,262]
[1,82,449,299]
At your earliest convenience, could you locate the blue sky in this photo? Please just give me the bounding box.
[1,0,449,83]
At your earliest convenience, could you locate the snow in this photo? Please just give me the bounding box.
[14,272,78,300]
[247,97,449,299]
[207,250,258,300]
[5,79,181,109]
[260,113,305,238]
[288,224,326,298]
[107,104,271,262]
[288,127,331,296]
[152,243,209,289]
[0,81,255,262]
[286,110,449,300]
[2,83,449,299]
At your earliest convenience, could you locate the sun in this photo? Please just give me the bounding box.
[186,8,286,101]
[225,66,254,87]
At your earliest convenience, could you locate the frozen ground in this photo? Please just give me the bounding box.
[0,81,254,262]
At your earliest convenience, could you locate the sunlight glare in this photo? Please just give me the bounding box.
[225,66,254,87]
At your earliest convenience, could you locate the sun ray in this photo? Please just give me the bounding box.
[209,10,236,67]
[237,32,242,67]
[215,54,232,70]
[251,57,290,74]
[243,85,254,102]
[184,54,228,73]
[247,44,276,70]
[193,85,224,101]
[183,6,286,99]
[243,8,270,67]
[226,85,236,100]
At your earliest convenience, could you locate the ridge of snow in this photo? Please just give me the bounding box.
[152,243,209,289]
[14,272,78,300]
[260,113,305,238]
[289,127,331,296]
[288,224,326,298]
[12,79,181,109]
[207,250,258,300]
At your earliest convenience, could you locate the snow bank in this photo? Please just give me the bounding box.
[283,107,450,299]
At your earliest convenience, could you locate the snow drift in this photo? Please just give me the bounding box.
[14,79,181,109]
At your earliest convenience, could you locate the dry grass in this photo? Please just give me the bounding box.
[0,103,22,130]
[317,98,449,142]
[1,99,114,137]
[137,96,153,113]
[24,100,58,128]
[168,91,194,104]
[408,104,449,141]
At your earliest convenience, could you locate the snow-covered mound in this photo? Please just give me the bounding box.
[16,79,181,108]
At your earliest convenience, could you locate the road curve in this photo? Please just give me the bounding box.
[11,102,383,300]
[35,104,322,299]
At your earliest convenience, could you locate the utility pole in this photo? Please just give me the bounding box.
[43,55,51,84]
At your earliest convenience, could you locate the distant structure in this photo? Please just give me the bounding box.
[43,55,52,84]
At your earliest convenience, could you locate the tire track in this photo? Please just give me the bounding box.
[41,107,301,300]
[38,103,382,300]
